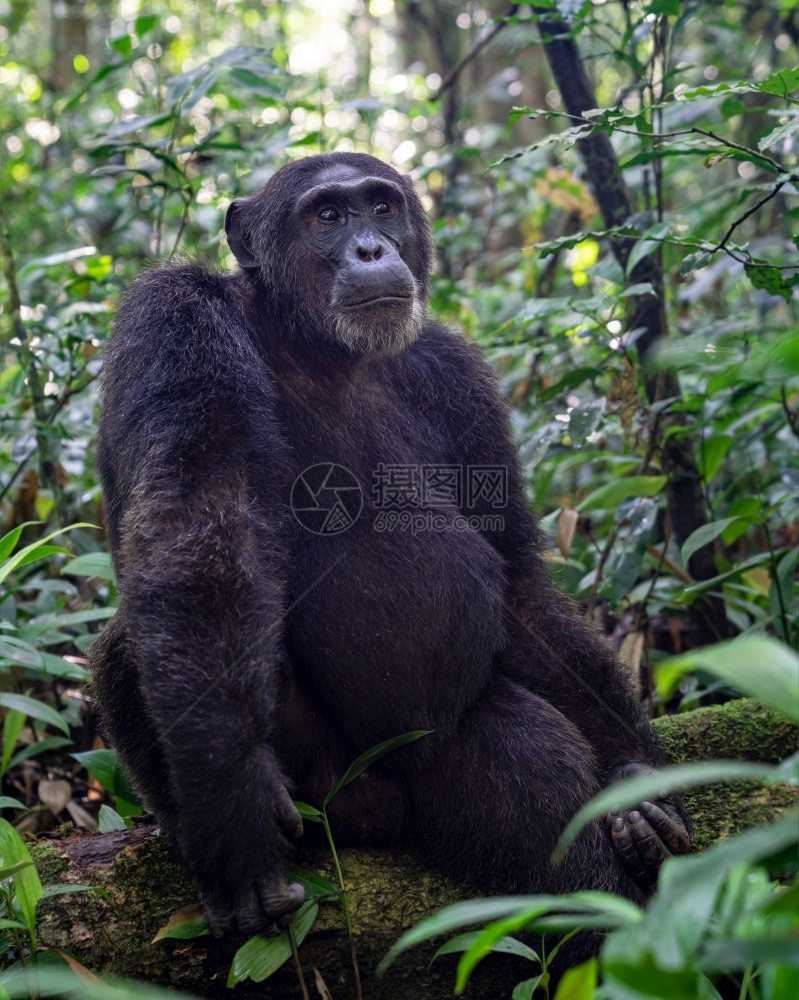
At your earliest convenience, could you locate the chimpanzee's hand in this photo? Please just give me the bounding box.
[200,785,306,938]
[605,762,692,887]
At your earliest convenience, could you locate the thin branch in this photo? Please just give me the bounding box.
[713,180,787,251]
[429,4,517,101]
[0,204,69,525]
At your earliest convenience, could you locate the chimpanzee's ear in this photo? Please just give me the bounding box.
[225,199,260,270]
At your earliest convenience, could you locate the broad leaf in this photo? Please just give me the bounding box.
[73,749,142,805]
[657,636,799,722]
[680,517,742,568]
[227,901,318,986]
[0,817,42,942]
[98,804,128,832]
[0,694,69,736]
[152,903,209,942]
[576,476,666,513]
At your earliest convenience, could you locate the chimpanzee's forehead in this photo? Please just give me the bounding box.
[314,162,397,185]
[294,171,405,215]
[315,163,364,184]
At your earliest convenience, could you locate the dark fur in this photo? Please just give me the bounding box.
[92,153,687,941]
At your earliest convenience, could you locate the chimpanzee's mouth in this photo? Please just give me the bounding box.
[341,295,413,309]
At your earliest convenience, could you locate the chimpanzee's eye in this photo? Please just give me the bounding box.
[318,206,340,222]
[373,201,390,217]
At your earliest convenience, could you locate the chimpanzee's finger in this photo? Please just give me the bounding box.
[255,876,305,921]
[203,892,234,939]
[236,884,268,937]
[641,800,691,854]
[607,811,651,885]
[626,808,670,872]
[277,785,305,839]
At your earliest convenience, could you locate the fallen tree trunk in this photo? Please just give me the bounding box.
[32,701,798,999]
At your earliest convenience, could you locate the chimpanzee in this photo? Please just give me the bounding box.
[91,152,691,941]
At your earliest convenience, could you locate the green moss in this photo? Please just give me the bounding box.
[653,699,798,765]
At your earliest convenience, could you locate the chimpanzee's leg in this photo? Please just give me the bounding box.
[408,675,645,905]
[275,671,408,844]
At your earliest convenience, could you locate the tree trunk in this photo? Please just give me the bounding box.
[534,12,730,642]
[31,701,797,999]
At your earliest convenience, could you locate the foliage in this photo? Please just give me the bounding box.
[380,636,799,999]
[0,0,797,995]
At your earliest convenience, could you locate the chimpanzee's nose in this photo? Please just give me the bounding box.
[356,237,383,262]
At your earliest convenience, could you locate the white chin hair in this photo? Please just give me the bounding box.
[332,296,424,356]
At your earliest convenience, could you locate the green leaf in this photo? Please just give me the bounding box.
[454,909,547,989]
[0,525,28,565]
[0,694,69,736]
[61,552,115,582]
[680,250,712,278]
[379,892,641,975]
[513,978,545,1000]
[0,797,25,811]
[701,434,732,484]
[324,730,431,806]
[554,760,783,861]
[647,0,680,14]
[0,861,33,880]
[152,903,210,942]
[294,801,323,822]
[285,868,339,901]
[759,117,799,150]
[576,476,667,513]
[105,113,173,138]
[0,817,42,942]
[680,550,777,598]
[134,14,158,35]
[40,883,103,900]
[227,901,318,986]
[432,931,539,963]
[228,68,282,98]
[7,737,72,772]
[759,65,799,97]
[73,749,142,805]
[0,636,43,668]
[553,958,597,999]
[109,35,133,58]
[98,804,127,832]
[627,222,671,276]
[680,518,741,568]
[0,524,95,588]
[657,636,799,721]
[745,262,799,302]
[1,710,26,775]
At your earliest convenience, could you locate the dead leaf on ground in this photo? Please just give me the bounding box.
[38,778,72,815]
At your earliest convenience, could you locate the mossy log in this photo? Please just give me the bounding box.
[31,701,798,999]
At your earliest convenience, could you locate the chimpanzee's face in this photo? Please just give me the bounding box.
[292,165,424,354]
[225,156,428,356]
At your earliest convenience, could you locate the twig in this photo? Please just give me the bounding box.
[713,181,787,251]
[0,204,68,525]
[0,368,99,507]
[430,4,517,100]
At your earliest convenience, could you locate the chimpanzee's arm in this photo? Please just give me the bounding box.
[414,325,655,771]
[414,325,691,881]
[97,263,304,935]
